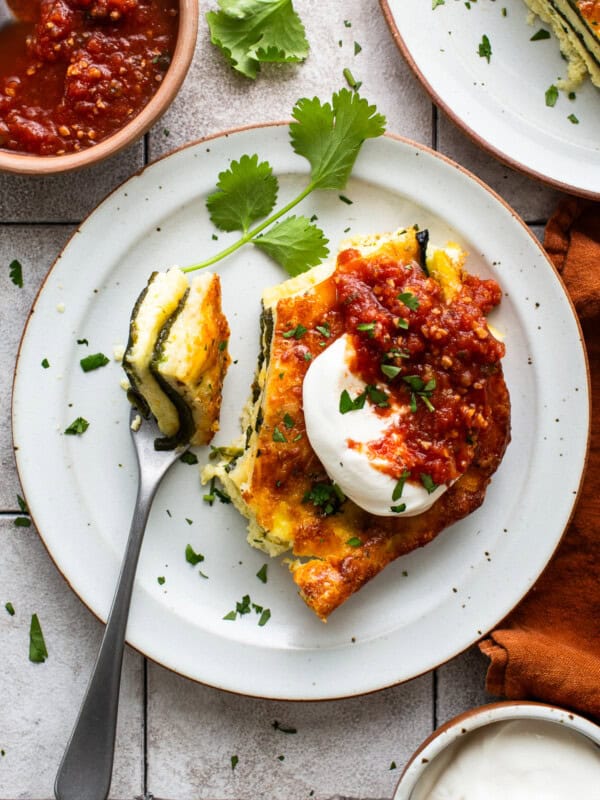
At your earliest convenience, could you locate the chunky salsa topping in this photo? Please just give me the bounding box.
[0,0,178,155]
[334,244,505,487]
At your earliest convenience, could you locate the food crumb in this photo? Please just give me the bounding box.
[130,414,142,431]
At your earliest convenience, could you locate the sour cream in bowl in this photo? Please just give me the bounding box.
[393,702,600,800]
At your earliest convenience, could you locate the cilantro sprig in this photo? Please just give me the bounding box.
[207,0,309,80]
[183,90,386,278]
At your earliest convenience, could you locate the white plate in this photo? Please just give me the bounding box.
[381,0,600,198]
[12,126,589,700]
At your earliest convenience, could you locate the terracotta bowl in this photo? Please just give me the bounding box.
[0,0,198,175]
[393,701,600,799]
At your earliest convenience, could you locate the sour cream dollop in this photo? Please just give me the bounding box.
[302,334,449,517]
[410,719,600,800]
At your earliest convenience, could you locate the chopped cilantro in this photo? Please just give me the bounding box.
[381,364,401,379]
[17,495,28,514]
[568,113,579,124]
[29,614,48,663]
[272,720,298,734]
[14,517,31,528]
[179,451,199,465]
[9,259,23,288]
[185,544,204,566]
[354,41,362,55]
[390,503,406,513]
[338,192,354,204]
[356,321,375,334]
[545,84,559,107]
[392,470,411,501]
[77,338,89,346]
[339,388,367,413]
[5,602,15,616]
[315,322,331,338]
[346,536,362,547]
[157,576,166,586]
[282,324,307,339]
[258,608,271,626]
[420,473,438,494]
[64,417,89,435]
[231,755,239,770]
[530,28,550,40]
[478,34,492,63]
[256,564,268,583]
[432,0,445,7]
[395,317,409,329]
[390,761,397,770]
[283,413,295,429]
[80,353,109,372]
[41,358,50,369]
[273,426,287,443]
[303,481,345,516]
[397,291,419,310]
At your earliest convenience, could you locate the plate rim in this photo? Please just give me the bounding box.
[379,0,600,201]
[11,123,591,700]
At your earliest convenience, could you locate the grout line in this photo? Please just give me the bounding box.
[143,657,149,797]
[433,669,439,730]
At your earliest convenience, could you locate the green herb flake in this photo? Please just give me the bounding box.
[397,291,419,310]
[157,576,166,586]
[478,34,492,63]
[339,388,367,413]
[420,473,439,494]
[344,19,351,27]
[29,614,48,663]
[342,68,361,92]
[432,0,445,7]
[390,503,406,513]
[185,544,204,566]
[17,495,28,514]
[568,113,579,124]
[5,602,15,616]
[223,610,237,621]
[303,481,346,516]
[390,761,397,770]
[354,41,362,55]
[338,193,354,204]
[392,470,411,501]
[381,364,401,379]
[258,608,271,626]
[273,426,287,443]
[64,417,90,436]
[367,385,389,407]
[530,28,550,40]
[315,322,331,338]
[545,84,559,107]
[41,358,50,369]
[80,353,110,372]
[77,338,89,346]
[231,755,239,770]
[283,413,295,429]
[282,324,307,339]
[179,451,199,465]
[185,518,193,526]
[395,317,409,329]
[14,517,31,528]
[256,564,268,583]
[356,321,375,333]
[9,259,23,288]
[346,536,362,547]
[272,720,298,734]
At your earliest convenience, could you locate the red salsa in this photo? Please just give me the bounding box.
[0,0,178,155]
[334,242,505,487]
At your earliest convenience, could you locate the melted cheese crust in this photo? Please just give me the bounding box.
[204,230,511,620]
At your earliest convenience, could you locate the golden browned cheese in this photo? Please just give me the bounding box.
[231,235,511,621]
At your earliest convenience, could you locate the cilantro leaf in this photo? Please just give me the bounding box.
[185,544,204,566]
[64,417,89,435]
[80,353,110,372]
[289,89,386,190]
[207,0,309,80]
[478,34,492,63]
[254,215,329,275]
[9,259,23,288]
[29,614,48,663]
[207,154,278,233]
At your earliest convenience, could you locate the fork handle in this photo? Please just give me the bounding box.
[54,475,156,800]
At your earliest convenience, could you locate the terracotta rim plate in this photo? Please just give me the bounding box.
[381,0,600,199]
[12,126,589,700]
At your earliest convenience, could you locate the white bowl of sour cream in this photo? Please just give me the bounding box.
[393,702,600,800]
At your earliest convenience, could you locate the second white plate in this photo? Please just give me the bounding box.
[382,0,600,198]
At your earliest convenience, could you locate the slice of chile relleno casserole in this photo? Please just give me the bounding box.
[523,0,600,87]
[204,229,511,621]
[123,269,230,448]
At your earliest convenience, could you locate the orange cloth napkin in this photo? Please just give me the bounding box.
[479,197,600,721]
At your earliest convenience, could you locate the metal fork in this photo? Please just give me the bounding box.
[55,407,189,800]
